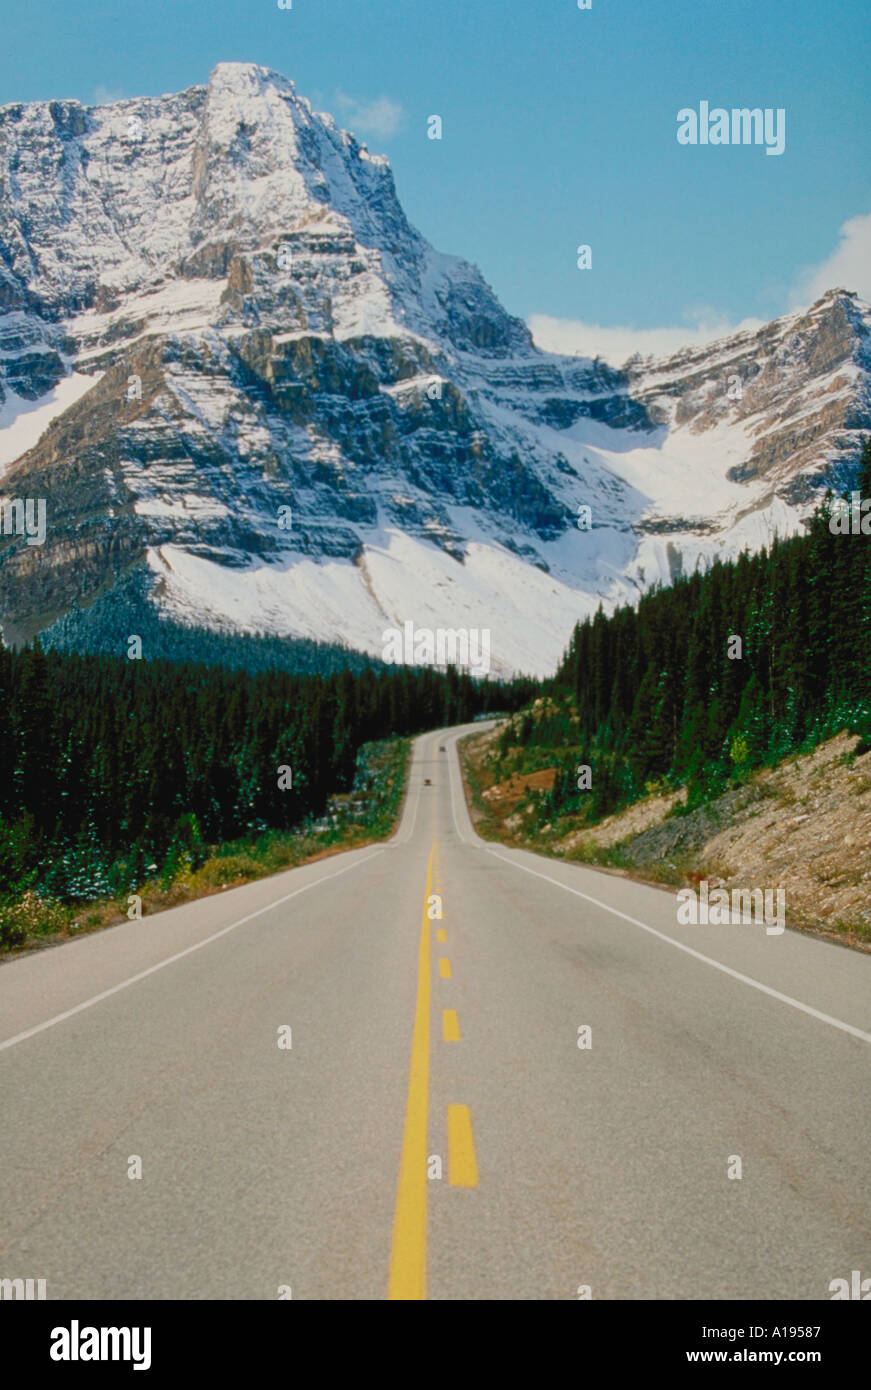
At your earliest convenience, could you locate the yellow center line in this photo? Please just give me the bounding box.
[436,928,447,944]
[442,1008,460,1042]
[438,957,452,979]
[447,1104,479,1187]
[388,840,436,1300]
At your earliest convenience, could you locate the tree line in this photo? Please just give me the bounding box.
[0,649,534,902]
[546,438,871,817]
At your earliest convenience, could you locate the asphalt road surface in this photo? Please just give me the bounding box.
[1,723,869,1300]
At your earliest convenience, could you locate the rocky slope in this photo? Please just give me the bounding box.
[461,724,871,949]
[0,62,868,675]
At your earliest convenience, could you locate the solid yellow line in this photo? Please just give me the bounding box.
[447,1104,479,1187]
[438,957,452,979]
[442,1008,460,1042]
[436,928,447,944]
[388,842,435,1301]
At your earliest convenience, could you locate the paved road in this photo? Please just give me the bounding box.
[1,724,869,1300]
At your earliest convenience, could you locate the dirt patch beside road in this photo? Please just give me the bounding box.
[459,726,871,951]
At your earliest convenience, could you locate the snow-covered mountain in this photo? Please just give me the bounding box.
[0,62,868,676]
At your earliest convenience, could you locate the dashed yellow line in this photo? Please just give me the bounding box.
[436,928,447,944]
[447,1104,479,1187]
[438,957,452,979]
[442,1008,460,1042]
[388,842,436,1301]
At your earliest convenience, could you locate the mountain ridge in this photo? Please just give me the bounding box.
[0,62,868,675]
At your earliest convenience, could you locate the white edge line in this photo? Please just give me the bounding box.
[390,733,426,845]
[0,848,385,1054]
[484,847,871,1047]
[447,722,870,1045]
[402,739,423,844]
[447,733,472,844]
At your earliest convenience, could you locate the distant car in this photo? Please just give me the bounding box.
[438,745,446,752]
[423,778,432,786]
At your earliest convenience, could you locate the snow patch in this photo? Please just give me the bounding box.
[0,373,100,474]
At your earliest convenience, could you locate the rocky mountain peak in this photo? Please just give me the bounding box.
[0,68,868,676]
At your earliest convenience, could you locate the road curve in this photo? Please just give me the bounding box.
[0,724,869,1300]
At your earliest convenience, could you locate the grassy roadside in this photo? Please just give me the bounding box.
[0,737,411,960]
[457,726,871,952]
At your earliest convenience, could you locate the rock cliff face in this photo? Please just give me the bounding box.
[0,63,868,675]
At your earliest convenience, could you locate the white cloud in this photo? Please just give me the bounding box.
[335,91,404,140]
[93,85,127,106]
[790,210,871,308]
[528,310,765,367]
[530,209,871,368]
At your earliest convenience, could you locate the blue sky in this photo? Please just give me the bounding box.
[2,0,869,360]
